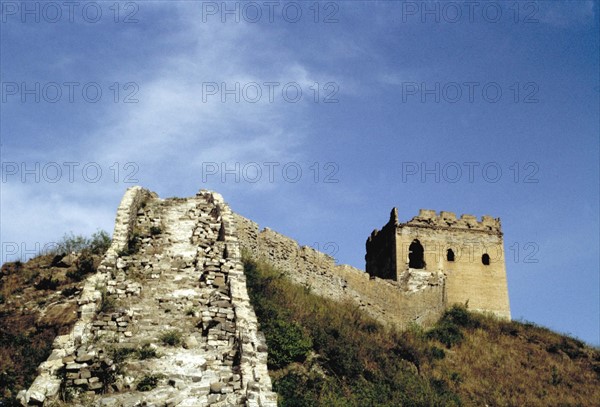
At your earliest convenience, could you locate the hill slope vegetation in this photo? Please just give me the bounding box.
[1,245,598,406]
[243,256,600,407]
[0,232,110,404]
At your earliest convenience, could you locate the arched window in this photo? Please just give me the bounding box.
[447,249,455,262]
[482,253,490,265]
[409,239,425,269]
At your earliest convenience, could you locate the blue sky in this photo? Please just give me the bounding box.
[1,1,598,345]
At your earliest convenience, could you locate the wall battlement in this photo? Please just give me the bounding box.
[405,208,502,234]
[369,208,501,242]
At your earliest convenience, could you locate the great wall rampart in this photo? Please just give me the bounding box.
[19,187,510,405]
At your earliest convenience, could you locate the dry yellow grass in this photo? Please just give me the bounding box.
[427,316,600,406]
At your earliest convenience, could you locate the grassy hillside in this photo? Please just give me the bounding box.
[0,232,110,404]
[243,255,600,407]
[1,241,597,406]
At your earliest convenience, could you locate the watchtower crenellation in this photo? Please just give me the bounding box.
[405,209,502,234]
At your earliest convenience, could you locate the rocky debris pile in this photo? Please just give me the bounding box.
[18,188,276,406]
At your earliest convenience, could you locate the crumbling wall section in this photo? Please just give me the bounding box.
[20,188,277,406]
[18,186,154,405]
[102,186,156,268]
[207,193,277,406]
[232,213,446,331]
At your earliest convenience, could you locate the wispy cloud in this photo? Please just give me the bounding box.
[2,4,335,260]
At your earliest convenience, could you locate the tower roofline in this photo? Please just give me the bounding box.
[398,208,502,235]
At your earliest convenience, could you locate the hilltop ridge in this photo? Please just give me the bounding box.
[1,187,598,406]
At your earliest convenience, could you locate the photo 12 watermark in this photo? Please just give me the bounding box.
[507,242,539,264]
[399,1,539,24]
[1,161,140,184]
[1,82,140,103]
[397,241,539,265]
[1,1,140,24]
[201,81,339,104]
[200,1,340,23]
[399,82,539,104]
[400,161,540,184]
[307,241,340,261]
[201,162,340,184]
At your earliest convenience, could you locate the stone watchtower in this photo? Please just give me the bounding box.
[366,208,511,319]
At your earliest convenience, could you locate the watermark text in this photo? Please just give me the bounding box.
[2,161,140,183]
[201,161,340,183]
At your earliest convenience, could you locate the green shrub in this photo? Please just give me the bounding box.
[426,322,464,348]
[265,319,312,369]
[34,277,59,291]
[499,321,520,337]
[66,269,82,282]
[137,344,157,360]
[66,251,96,282]
[429,377,459,402]
[321,337,362,378]
[442,304,481,329]
[89,230,111,255]
[0,370,17,394]
[137,375,159,391]
[0,328,54,400]
[61,287,78,297]
[547,337,586,359]
[450,371,463,385]
[273,371,326,406]
[0,397,22,407]
[150,226,162,236]
[424,305,481,349]
[111,347,136,363]
[55,232,90,254]
[427,346,446,361]
[392,341,423,372]
[52,230,111,256]
[550,366,562,386]
[160,330,182,347]
[24,270,40,284]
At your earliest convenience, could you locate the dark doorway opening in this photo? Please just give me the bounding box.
[409,240,425,269]
[447,249,455,262]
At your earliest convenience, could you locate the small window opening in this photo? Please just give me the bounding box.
[447,249,455,262]
[409,239,425,269]
[482,253,490,265]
